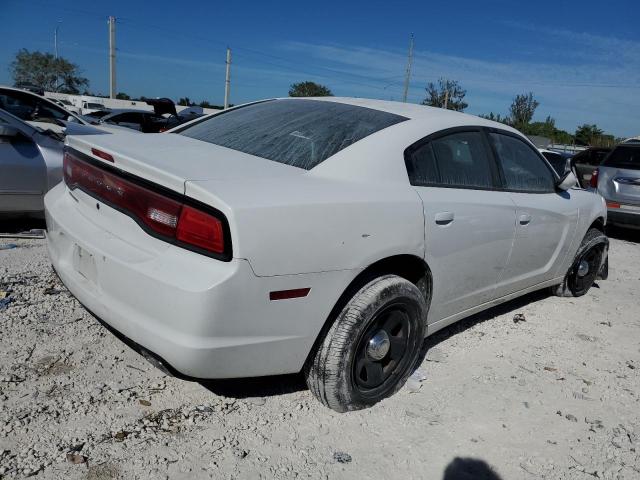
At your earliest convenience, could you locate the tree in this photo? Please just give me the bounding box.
[479,112,509,124]
[575,124,604,146]
[178,97,195,106]
[10,49,88,94]
[115,92,130,100]
[422,78,468,111]
[508,92,539,131]
[288,81,333,97]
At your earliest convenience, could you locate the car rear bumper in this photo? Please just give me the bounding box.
[607,205,640,228]
[44,183,353,378]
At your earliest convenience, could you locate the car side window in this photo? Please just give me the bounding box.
[489,132,556,193]
[407,131,495,189]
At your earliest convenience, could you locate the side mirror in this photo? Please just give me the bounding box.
[0,125,20,139]
[556,170,578,191]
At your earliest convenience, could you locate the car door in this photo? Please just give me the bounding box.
[488,131,578,295]
[0,111,47,213]
[405,128,517,323]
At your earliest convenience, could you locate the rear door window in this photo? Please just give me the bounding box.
[602,146,640,170]
[178,99,408,170]
[406,131,496,189]
[490,133,556,193]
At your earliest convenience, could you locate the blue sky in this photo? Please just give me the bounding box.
[1,0,638,137]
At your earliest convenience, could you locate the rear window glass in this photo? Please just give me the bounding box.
[603,146,640,170]
[178,99,408,170]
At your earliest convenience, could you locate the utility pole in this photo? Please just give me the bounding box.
[402,34,414,103]
[108,16,116,99]
[224,47,231,109]
[444,89,449,110]
[54,25,59,59]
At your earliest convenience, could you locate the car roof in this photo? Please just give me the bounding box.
[275,96,520,132]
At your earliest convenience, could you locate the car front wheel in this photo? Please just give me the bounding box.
[305,275,427,412]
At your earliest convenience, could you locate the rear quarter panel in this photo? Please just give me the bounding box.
[186,176,425,276]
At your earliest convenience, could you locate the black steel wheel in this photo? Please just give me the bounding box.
[568,242,602,296]
[305,275,427,412]
[352,303,411,393]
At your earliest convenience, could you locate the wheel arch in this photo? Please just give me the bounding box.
[303,254,433,368]
[589,216,605,232]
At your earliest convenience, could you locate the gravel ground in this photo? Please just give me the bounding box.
[0,227,639,479]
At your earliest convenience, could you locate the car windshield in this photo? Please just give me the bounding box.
[602,146,640,170]
[177,99,408,170]
[86,103,104,109]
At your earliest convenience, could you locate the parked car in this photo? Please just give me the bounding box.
[539,148,570,176]
[84,110,111,119]
[0,99,140,216]
[80,101,108,116]
[50,98,81,115]
[0,86,87,134]
[570,147,611,188]
[94,109,168,133]
[45,98,608,412]
[0,108,64,217]
[160,108,206,131]
[592,143,640,228]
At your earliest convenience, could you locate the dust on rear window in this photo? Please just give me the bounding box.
[177,99,408,170]
[603,146,640,170]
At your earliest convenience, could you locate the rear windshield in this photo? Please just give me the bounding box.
[177,99,408,170]
[602,146,640,170]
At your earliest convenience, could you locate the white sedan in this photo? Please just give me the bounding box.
[45,98,608,412]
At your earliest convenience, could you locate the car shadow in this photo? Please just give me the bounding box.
[202,288,554,400]
[85,309,308,398]
[86,275,560,401]
[442,457,503,480]
[606,224,640,243]
[0,217,46,234]
[414,288,550,367]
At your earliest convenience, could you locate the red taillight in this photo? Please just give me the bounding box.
[177,206,224,253]
[63,150,228,257]
[589,168,599,188]
[606,201,620,209]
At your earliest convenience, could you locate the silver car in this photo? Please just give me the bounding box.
[0,109,65,217]
[595,143,640,228]
[0,107,123,217]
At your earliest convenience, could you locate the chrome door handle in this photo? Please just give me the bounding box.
[435,211,454,225]
[519,213,532,225]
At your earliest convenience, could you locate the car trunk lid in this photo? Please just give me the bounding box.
[66,132,305,195]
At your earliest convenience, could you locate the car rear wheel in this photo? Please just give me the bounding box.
[552,228,608,297]
[305,275,427,412]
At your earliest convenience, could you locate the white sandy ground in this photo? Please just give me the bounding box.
[0,228,639,480]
